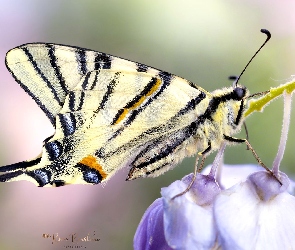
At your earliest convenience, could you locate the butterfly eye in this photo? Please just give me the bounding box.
[233,87,246,100]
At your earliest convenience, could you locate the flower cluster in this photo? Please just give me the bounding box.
[134,91,294,249]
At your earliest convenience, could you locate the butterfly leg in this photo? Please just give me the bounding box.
[223,135,282,184]
[171,143,210,200]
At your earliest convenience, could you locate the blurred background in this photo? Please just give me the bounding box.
[0,0,295,249]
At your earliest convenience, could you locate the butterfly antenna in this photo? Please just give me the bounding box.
[235,29,271,87]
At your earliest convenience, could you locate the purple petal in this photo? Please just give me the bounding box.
[247,171,289,201]
[133,198,172,250]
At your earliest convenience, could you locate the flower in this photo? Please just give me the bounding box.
[134,166,295,250]
[134,173,221,250]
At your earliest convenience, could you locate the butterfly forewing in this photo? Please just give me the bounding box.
[5,43,161,125]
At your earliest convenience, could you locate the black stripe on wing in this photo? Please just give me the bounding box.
[136,62,148,73]
[76,50,87,74]
[68,91,85,112]
[6,67,56,123]
[125,71,173,125]
[111,76,161,125]
[46,44,68,94]
[81,70,101,90]
[22,47,64,106]
[0,157,41,172]
[57,112,77,136]
[175,92,206,116]
[129,121,198,170]
[94,52,112,70]
[96,72,120,111]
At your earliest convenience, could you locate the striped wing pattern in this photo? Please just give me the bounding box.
[1,43,213,187]
[5,43,161,125]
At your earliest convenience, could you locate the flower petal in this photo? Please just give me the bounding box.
[202,164,263,189]
[133,198,172,250]
[161,173,220,250]
[214,171,295,249]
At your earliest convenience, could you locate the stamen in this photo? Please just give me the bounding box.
[272,91,293,176]
[209,142,226,179]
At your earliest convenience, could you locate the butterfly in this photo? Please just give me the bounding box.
[0,30,271,187]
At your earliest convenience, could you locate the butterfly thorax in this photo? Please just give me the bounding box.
[194,85,248,155]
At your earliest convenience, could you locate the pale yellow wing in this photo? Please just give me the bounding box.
[5,43,164,125]
[0,69,208,186]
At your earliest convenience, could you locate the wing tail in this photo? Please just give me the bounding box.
[0,157,42,185]
[0,157,41,172]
